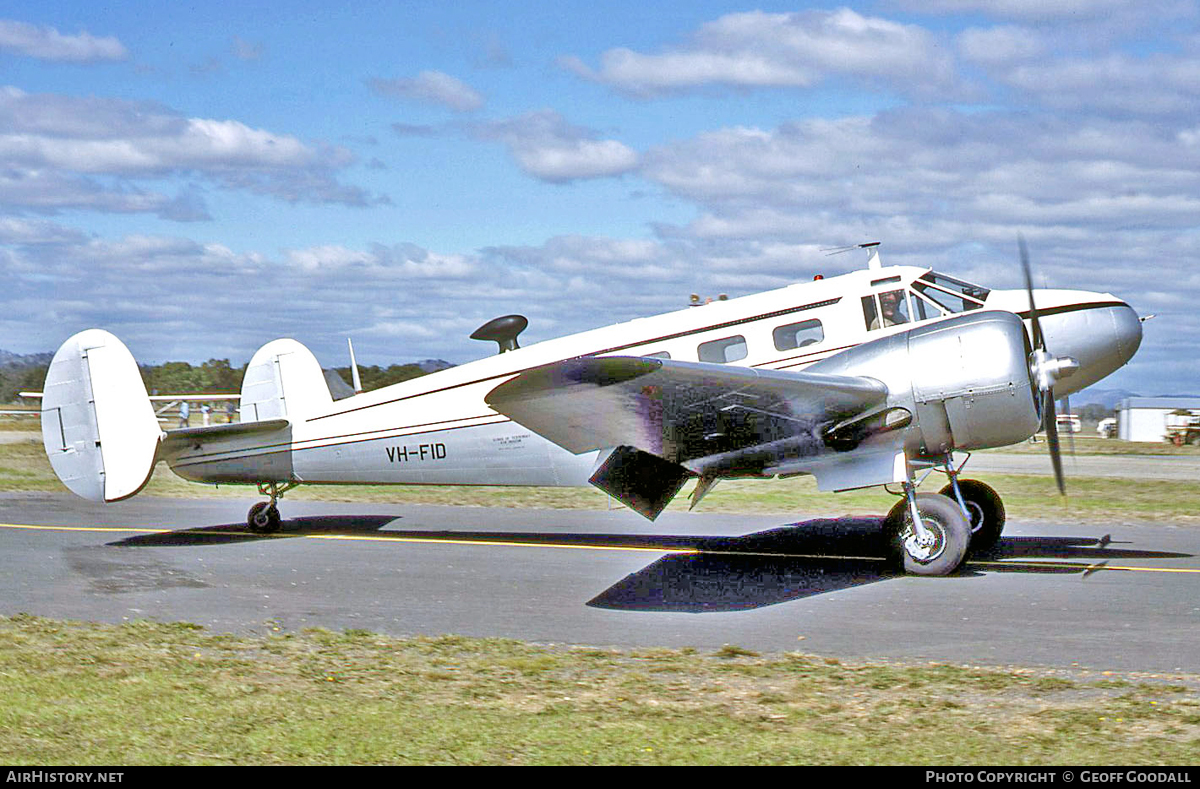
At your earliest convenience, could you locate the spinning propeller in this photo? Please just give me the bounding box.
[1019,235,1080,495]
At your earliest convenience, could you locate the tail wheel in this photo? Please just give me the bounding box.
[247,501,281,534]
[939,479,1005,555]
[885,493,970,577]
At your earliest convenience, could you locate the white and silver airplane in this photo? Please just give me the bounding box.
[38,243,1142,577]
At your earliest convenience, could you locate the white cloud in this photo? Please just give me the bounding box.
[476,110,638,182]
[284,245,375,272]
[642,109,1200,230]
[1,230,691,365]
[0,87,378,213]
[563,9,963,99]
[0,217,87,245]
[1001,54,1200,117]
[0,19,127,63]
[366,71,484,112]
[889,0,1187,22]
[957,25,1047,66]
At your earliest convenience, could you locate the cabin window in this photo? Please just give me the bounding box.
[862,290,910,331]
[698,335,748,363]
[773,319,824,351]
[644,351,671,359]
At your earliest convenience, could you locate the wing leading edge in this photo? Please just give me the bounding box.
[485,356,889,518]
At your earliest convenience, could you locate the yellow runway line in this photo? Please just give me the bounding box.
[969,559,1200,575]
[309,533,700,554]
[0,522,169,535]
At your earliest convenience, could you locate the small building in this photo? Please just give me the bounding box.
[1117,396,1200,442]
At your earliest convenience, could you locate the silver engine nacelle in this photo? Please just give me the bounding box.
[812,311,1041,454]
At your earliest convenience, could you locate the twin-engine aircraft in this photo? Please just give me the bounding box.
[39,244,1142,576]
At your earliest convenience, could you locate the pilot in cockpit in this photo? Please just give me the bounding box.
[871,290,909,330]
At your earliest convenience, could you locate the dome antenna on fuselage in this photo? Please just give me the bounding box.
[471,314,529,354]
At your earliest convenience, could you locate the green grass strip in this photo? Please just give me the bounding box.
[1,616,1197,765]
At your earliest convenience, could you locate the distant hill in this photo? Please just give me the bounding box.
[0,349,52,368]
[1068,387,1140,410]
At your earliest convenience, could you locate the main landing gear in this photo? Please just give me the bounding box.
[938,477,1005,555]
[883,458,1005,576]
[246,481,298,534]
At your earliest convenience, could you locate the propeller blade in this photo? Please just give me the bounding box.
[1062,394,1076,458]
[1019,234,1045,350]
[1021,235,1066,497]
[1043,389,1066,496]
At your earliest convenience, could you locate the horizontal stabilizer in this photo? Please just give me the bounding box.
[161,418,290,448]
[41,330,162,502]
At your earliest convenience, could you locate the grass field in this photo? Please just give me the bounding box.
[1,615,1197,765]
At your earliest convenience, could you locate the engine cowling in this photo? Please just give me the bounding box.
[811,310,1041,454]
[905,311,1040,452]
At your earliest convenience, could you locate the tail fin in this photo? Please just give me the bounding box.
[41,330,162,502]
[239,338,332,422]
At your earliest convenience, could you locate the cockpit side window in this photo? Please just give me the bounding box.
[913,283,970,313]
[863,290,910,331]
[861,295,878,329]
[909,289,945,321]
[914,272,989,313]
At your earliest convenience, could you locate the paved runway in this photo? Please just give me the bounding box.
[2,491,1198,673]
[970,451,1200,480]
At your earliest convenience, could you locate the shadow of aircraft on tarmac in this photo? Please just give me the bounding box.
[106,513,1192,613]
[108,515,401,546]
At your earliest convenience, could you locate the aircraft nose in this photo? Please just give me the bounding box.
[1040,301,1142,395]
[1110,302,1143,367]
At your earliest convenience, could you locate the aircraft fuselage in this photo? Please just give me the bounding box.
[162,262,1141,491]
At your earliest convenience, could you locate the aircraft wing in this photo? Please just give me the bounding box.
[485,355,888,472]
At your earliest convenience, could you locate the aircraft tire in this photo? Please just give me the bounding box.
[939,479,1005,556]
[247,501,281,534]
[885,493,970,577]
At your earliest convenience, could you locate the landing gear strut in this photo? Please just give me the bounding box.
[246,481,298,534]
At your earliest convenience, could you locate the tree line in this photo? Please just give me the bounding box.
[0,359,438,404]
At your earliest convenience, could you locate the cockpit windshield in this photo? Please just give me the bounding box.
[911,272,990,314]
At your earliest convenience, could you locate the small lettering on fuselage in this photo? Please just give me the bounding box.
[493,433,530,450]
[386,443,447,463]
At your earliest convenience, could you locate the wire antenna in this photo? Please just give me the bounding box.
[820,241,880,256]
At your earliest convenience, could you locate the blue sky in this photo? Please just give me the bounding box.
[1,1,1197,396]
